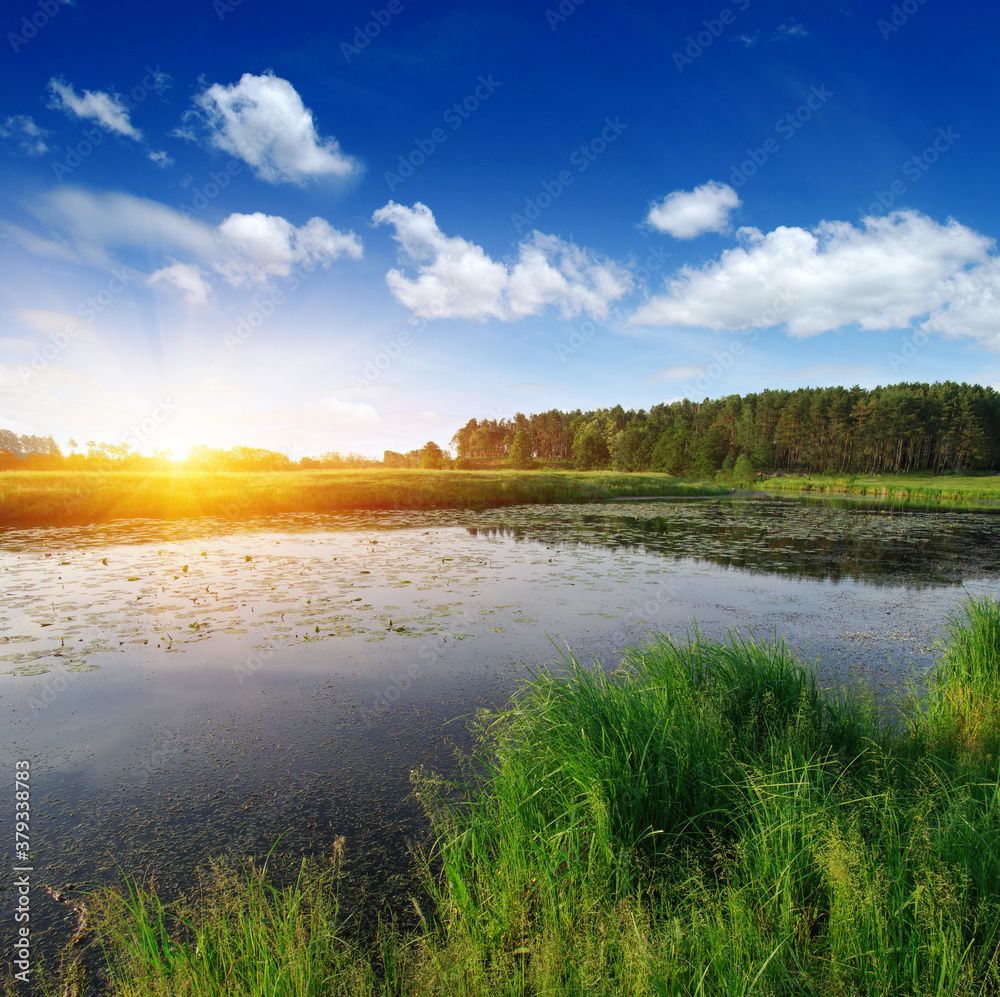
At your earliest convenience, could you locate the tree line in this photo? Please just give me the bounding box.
[452,382,1000,476]
[3,382,998,476]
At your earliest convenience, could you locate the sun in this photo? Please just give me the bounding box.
[152,431,199,463]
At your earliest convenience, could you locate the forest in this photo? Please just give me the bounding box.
[2,382,998,476]
[451,381,1000,476]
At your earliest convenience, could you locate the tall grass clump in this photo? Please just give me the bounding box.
[83,841,381,997]
[923,593,1000,768]
[411,609,1000,995]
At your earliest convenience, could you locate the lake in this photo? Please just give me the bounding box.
[3,494,1000,955]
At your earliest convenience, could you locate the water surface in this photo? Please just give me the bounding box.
[2,496,998,956]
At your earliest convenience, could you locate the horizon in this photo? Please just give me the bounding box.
[2,2,998,461]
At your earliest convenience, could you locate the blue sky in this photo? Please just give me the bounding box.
[1,0,998,459]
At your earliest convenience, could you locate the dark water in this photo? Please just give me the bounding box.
[2,495,999,974]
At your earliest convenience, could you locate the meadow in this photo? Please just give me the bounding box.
[25,595,1000,996]
[0,469,727,527]
[757,471,1000,507]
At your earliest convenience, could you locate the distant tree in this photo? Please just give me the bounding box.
[571,423,610,470]
[0,430,21,457]
[67,438,78,454]
[382,450,410,468]
[508,430,536,469]
[420,441,447,469]
[733,453,756,486]
[716,453,735,486]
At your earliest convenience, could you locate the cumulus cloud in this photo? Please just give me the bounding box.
[629,209,996,339]
[148,150,173,167]
[148,262,213,305]
[0,115,51,156]
[215,212,362,285]
[922,260,1000,350]
[372,201,632,322]
[47,79,141,139]
[646,181,741,239]
[11,188,363,301]
[185,72,361,184]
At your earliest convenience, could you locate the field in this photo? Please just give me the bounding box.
[24,596,1000,996]
[757,471,1000,506]
[0,469,726,527]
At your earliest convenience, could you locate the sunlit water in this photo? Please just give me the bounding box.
[2,496,999,960]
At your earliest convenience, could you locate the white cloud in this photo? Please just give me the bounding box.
[319,397,380,424]
[735,33,759,48]
[646,181,740,239]
[0,221,80,263]
[33,187,218,266]
[922,261,1000,350]
[186,72,361,184]
[11,309,80,336]
[644,363,705,384]
[47,79,141,140]
[372,201,632,322]
[774,19,809,39]
[215,212,362,285]
[148,262,213,305]
[0,115,50,156]
[13,189,362,296]
[629,209,996,340]
[148,150,173,167]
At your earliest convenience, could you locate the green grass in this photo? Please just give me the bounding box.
[757,471,1000,508]
[0,469,726,526]
[26,597,1000,996]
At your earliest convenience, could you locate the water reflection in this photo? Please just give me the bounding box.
[465,496,1000,584]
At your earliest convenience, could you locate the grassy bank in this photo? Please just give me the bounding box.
[0,469,726,527]
[757,471,1000,507]
[26,596,1000,995]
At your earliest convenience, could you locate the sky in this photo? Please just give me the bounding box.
[1,0,998,460]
